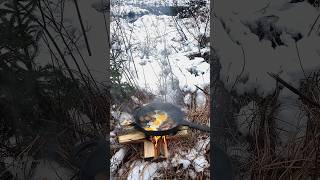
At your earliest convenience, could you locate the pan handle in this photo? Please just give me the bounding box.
[180,120,210,132]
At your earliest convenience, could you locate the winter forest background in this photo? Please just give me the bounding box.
[0,0,320,179]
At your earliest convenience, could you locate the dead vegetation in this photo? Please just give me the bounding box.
[232,72,320,179]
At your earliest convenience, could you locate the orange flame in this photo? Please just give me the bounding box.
[144,111,168,149]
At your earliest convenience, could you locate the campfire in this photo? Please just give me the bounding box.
[117,102,208,160]
[118,125,188,160]
[144,111,169,159]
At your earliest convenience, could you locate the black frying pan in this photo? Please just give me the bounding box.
[132,102,210,136]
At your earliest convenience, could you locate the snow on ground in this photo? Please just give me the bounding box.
[115,0,191,7]
[126,161,162,180]
[276,90,308,142]
[215,0,320,147]
[111,4,149,17]
[214,1,320,94]
[111,3,210,105]
[185,137,210,172]
[110,148,128,176]
[35,0,109,84]
[235,91,310,147]
[110,2,210,178]
[120,137,209,179]
[3,156,73,180]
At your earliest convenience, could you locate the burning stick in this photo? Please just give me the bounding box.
[161,136,168,158]
[150,135,168,160]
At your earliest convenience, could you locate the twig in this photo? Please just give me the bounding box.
[307,13,320,37]
[295,41,307,79]
[18,0,77,83]
[195,85,209,96]
[73,0,92,56]
[267,72,320,109]
[255,0,273,14]
[231,44,246,90]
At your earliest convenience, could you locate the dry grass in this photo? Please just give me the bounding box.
[235,72,320,180]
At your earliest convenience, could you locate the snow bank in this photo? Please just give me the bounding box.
[215,0,320,150]
[111,4,149,17]
[118,0,191,7]
[111,1,210,105]
[214,0,320,94]
[193,155,209,172]
[186,137,210,172]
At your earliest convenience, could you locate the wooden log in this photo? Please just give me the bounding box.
[118,126,189,144]
[158,137,169,159]
[144,141,156,158]
[144,137,169,159]
[118,131,145,144]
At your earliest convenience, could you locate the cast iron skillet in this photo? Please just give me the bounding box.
[132,102,210,136]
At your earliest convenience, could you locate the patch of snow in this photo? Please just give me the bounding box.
[277,92,308,143]
[214,0,320,95]
[110,130,117,137]
[119,112,134,126]
[127,160,161,180]
[179,159,191,169]
[184,137,210,172]
[111,110,121,120]
[194,137,210,152]
[111,148,128,175]
[4,156,73,180]
[111,5,210,104]
[274,2,319,37]
[111,4,149,17]
[236,101,256,136]
[131,95,141,104]
[183,93,191,105]
[171,154,191,169]
[196,90,206,107]
[32,160,73,180]
[117,0,191,7]
[119,112,133,121]
[193,155,209,172]
[236,91,309,145]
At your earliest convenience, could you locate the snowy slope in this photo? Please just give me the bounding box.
[214,0,320,94]
[215,0,320,146]
[111,1,210,105]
